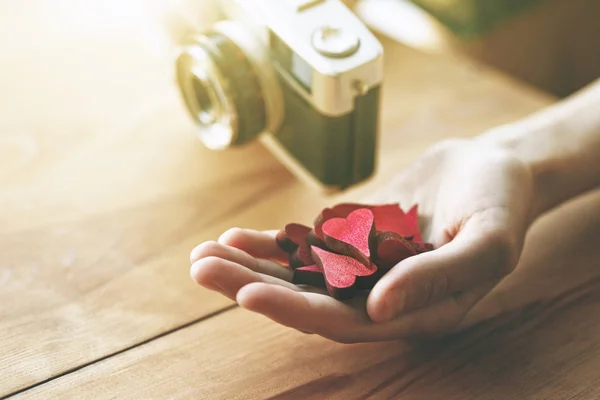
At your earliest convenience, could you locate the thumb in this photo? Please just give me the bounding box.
[367,211,521,323]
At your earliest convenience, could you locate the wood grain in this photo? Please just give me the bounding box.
[15,189,600,400]
[0,1,558,397]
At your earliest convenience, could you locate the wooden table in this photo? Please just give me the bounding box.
[2,2,600,399]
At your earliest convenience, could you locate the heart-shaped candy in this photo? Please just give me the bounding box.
[311,246,377,299]
[322,208,375,267]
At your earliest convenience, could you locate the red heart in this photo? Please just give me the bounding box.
[313,208,342,241]
[404,205,422,242]
[276,223,311,254]
[274,202,433,300]
[289,244,314,269]
[371,204,422,241]
[332,203,423,242]
[311,246,377,299]
[374,231,416,270]
[322,208,375,267]
[275,223,315,269]
[292,264,325,288]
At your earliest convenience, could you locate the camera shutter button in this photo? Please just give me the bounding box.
[311,26,360,58]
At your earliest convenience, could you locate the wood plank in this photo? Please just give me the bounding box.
[0,1,553,396]
[16,188,600,399]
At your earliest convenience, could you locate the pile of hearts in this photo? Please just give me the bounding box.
[275,203,434,300]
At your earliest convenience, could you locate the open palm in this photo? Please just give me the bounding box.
[190,139,534,343]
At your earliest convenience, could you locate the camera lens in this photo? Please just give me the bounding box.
[176,27,268,149]
[190,75,213,123]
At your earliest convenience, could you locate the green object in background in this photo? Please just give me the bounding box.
[408,0,553,38]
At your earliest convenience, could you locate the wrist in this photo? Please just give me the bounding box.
[476,118,566,222]
[484,80,600,221]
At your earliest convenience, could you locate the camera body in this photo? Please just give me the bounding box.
[176,0,384,190]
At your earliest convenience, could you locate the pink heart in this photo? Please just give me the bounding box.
[313,208,342,241]
[374,231,416,271]
[322,208,375,266]
[311,246,376,299]
[276,223,311,253]
[371,204,422,241]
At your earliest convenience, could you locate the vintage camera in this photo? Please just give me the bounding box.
[176,0,383,190]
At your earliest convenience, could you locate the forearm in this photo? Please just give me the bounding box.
[481,79,600,219]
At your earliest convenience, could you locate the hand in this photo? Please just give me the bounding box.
[190,138,535,342]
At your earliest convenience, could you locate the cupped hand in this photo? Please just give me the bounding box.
[190,138,535,342]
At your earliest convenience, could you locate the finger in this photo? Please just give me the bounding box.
[217,228,289,264]
[190,256,298,301]
[368,210,518,323]
[190,241,292,282]
[237,281,498,343]
[365,280,499,341]
[237,283,373,343]
[453,280,506,332]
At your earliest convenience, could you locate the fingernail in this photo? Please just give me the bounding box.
[381,290,406,322]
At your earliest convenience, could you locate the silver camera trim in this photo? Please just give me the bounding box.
[176,42,239,149]
[220,0,384,117]
[212,21,285,135]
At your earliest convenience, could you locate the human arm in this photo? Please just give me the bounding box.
[190,79,600,342]
[481,78,600,219]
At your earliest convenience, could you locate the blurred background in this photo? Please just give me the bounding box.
[1,0,598,202]
[2,0,598,136]
[357,0,600,97]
